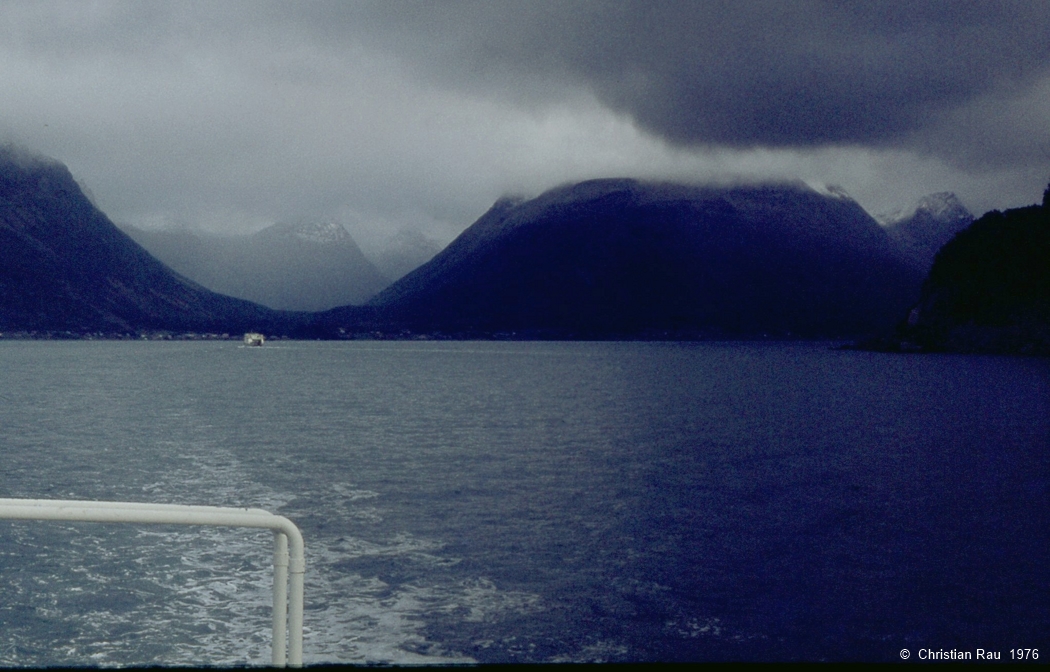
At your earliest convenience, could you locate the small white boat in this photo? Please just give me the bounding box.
[243,332,265,346]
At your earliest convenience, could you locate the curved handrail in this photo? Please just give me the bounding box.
[0,498,305,667]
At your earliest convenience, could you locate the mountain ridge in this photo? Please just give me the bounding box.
[122,220,389,311]
[13,147,1022,345]
[0,147,299,335]
[333,178,925,338]
[880,192,974,271]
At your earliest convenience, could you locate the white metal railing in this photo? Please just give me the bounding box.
[0,498,305,667]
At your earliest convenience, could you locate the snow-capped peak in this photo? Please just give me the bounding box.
[913,192,969,220]
[269,221,351,245]
[877,192,971,227]
[807,182,854,201]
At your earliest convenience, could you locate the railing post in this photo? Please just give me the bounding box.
[272,532,289,667]
[289,544,305,667]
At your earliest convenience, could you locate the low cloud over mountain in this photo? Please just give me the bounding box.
[3,2,1048,249]
[0,147,293,335]
[316,178,924,339]
[123,221,389,312]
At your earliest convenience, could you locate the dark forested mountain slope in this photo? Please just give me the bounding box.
[0,148,293,334]
[885,186,1050,354]
[338,179,923,338]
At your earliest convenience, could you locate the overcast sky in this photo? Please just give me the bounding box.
[2,0,1048,251]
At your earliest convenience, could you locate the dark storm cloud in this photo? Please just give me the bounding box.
[2,1,1047,241]
[9,1,1050,158]
[9,1,1050,150]
[329,0,1050,152]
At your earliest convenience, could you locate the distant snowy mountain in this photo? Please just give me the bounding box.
[878,193,974,271]
[370,227,444,282]
[122,221,389,311]
[0,147,288,334]
[273,221,352,245]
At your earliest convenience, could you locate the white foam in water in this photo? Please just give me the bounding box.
[298,529,543,664]
[0,434,541,666]
[129,455,486,665]
[5,341,1046,664]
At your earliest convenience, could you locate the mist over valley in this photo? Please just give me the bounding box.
[2,145,1047,354]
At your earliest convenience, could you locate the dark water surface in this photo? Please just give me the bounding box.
[0,340,1047,664]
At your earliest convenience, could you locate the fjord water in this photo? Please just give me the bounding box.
[0,340,1046,664]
